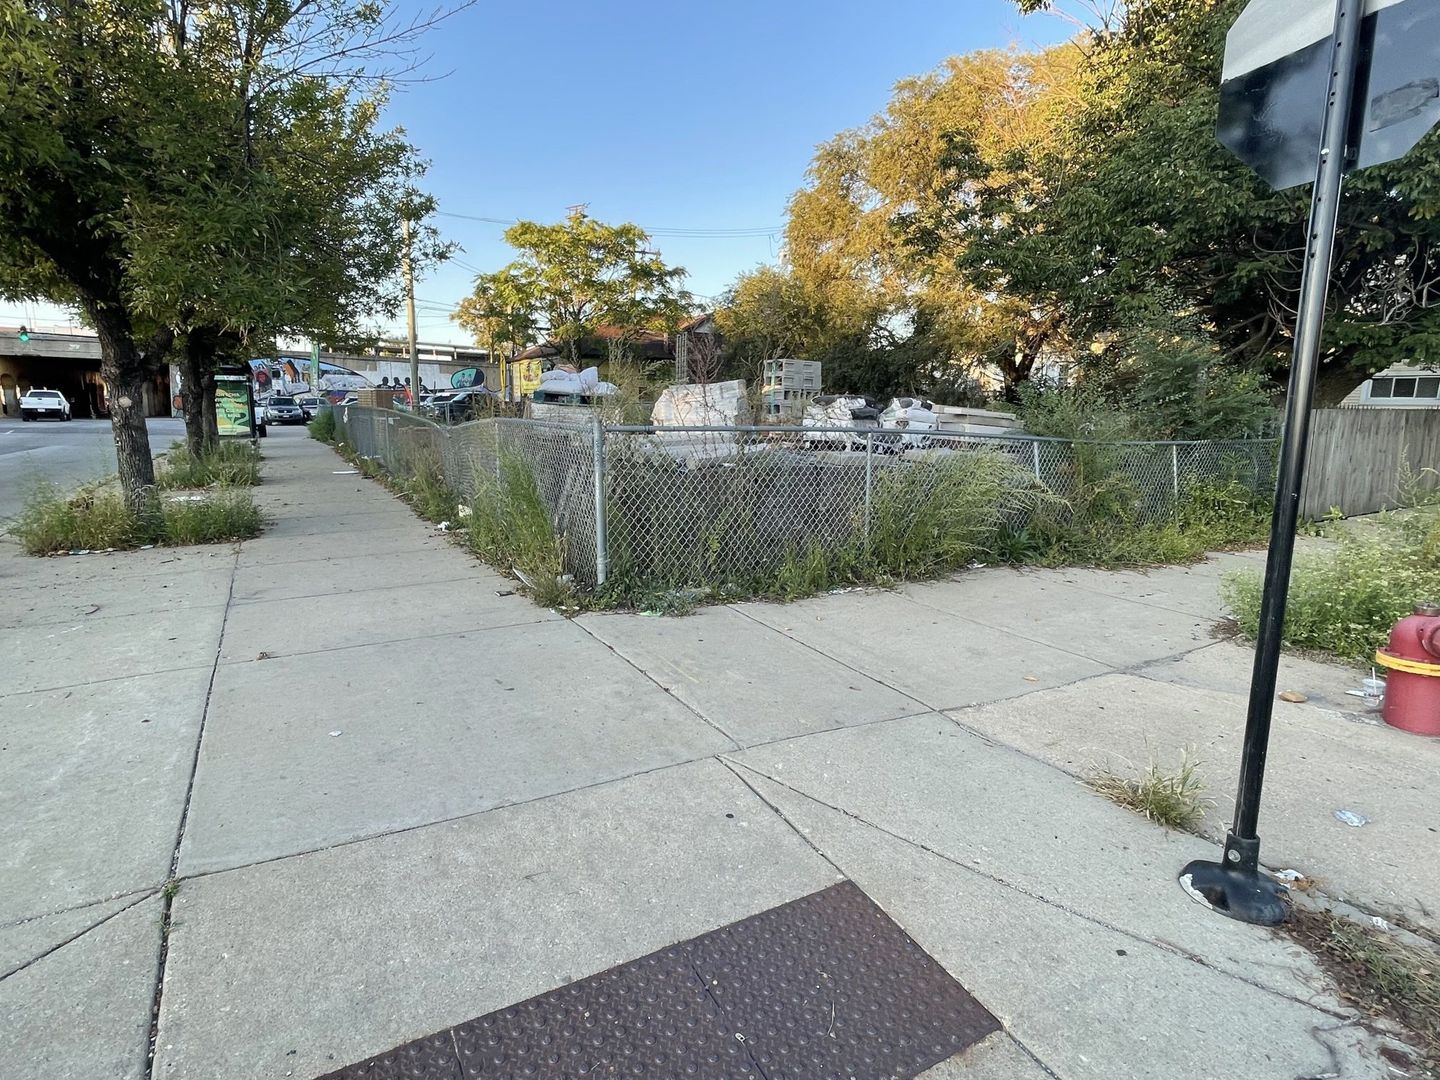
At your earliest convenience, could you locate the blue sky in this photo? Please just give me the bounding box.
[5,0,1072,344]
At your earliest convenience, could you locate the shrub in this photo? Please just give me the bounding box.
[158,440,260,489]
[308,409,337,443]
[1224,509,1440,663]
[11,484,262,554]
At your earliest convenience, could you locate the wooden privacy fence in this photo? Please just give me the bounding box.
[1301,408,1440,518]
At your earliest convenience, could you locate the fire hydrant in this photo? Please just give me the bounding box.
[1374,603,1440,736]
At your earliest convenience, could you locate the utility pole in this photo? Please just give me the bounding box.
[402,217,419,406]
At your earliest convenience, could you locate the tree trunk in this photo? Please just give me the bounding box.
[88,306,158,511]
[201,370,218,444]
[180,329,217,454]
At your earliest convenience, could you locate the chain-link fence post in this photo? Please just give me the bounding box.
[592,413,609,586]
[863,431,874,544]
[1032,441,1043,482]
[1171,443,1181,518]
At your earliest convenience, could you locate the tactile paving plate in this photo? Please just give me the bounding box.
[318,881,998,1080]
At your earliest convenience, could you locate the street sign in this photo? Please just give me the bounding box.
[1181,0,1440,927]
[1219,0,1440,189]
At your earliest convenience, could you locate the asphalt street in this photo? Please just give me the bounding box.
[0,416,184,521]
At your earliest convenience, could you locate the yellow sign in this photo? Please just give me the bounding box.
[214,376,252,437]
[517,358,543,396]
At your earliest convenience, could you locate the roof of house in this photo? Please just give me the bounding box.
[515,326,674,362]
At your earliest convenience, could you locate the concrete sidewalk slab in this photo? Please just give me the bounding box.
[726,714,1326,1001]
[0,895,163,1080]
[902,571,1215,668]
[218,576,553,663]
[0,896,139,978]
[0,544,236,588]
[1,665,211,923]
[227,548,464,603]
[743,775,1395,1080]
[2,601,225,695]
[179,620,735,875]
[155,761,839,1080]
[578,605,922,746]
[1140,638,1367,715]
[738,591,1108,709]
[0,563,235,628]
[258,506,420,540]
[951,673,1440,930]
[923,1033,1052,1080]
[1051,559,1235,620]
[232,525,457,569]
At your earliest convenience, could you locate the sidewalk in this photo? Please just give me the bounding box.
[2,429,1435,1080]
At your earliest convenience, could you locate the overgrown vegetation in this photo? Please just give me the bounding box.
[308,410,337,444]
[157,441,261,489]
[465,453,574,608]
[12,485,262,555]
[1224,504,1440,663]
[1287,908,1440,1074]
[1088,752,1211,832]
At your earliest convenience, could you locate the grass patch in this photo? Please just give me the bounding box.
[1224,504,1440,663]
[466,453,576,608]
[1088,752,1211,831]
[1287,908,1440,1073]
[158,440,260,489]
[308,409,337,443]
[11,484,262,554]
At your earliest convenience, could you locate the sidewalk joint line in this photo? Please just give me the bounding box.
[722,760,1357,1024]
[144,543,240,1080]
[215,614,559,666]
[0,884,164,931]
[13,660,218,699]
[572,619,742,751]
[0,890,157,983]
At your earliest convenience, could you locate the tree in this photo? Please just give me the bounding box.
[972,0,1440,395]
[1,1,187,506]
[463,209,691,367]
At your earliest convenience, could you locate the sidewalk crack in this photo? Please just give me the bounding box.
[0,890,157,983]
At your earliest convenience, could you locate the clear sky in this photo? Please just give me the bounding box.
[4,0,1073,345]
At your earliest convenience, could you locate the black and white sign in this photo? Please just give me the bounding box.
[1219,0,1440,190]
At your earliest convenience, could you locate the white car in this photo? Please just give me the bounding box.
[20,388,72,421]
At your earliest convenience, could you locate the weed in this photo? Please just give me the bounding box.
[1224,505,1440,663]
[158,441,260,489]
[400,449,459,524]
[308,409,337,443]
[162,490,263,544]
[467,453,574,605]
[1088,752,1211,832]
[10,483,261,554]
[1287,907,1440,1072]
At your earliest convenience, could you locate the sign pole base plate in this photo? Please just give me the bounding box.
[1179,859,1290,926]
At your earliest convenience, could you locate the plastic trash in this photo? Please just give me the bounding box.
[1333,809,1369,827]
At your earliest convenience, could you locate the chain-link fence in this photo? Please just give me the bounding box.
[331,406,1277,593]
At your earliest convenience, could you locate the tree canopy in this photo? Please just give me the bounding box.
[457,210,691,366]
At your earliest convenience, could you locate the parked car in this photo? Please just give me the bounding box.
[263,395,306,425]
[19,388,72,421]
[426,387,494,423]
[296,395,323,419]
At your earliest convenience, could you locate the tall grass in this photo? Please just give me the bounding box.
[466,453,574,607]
[308,408,337,443]
[158,441,260,489]
[11,484,263,555]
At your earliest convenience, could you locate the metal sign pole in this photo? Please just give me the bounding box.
[1180,0,1364,925]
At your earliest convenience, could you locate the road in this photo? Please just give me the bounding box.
[0,416,184,521]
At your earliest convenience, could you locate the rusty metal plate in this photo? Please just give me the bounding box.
[690,881,1000,1079]
[317,882,996,1080]
[319,1030,461,1080]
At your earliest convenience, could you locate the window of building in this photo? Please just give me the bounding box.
[1366,373,1440,402]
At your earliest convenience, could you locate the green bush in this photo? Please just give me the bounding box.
[11,485,263,555]
[158,440,260,489]
[1223,509,1440,663]
[308,409,337,443]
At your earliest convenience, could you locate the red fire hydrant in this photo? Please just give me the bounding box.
[1375,603,1440,736]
